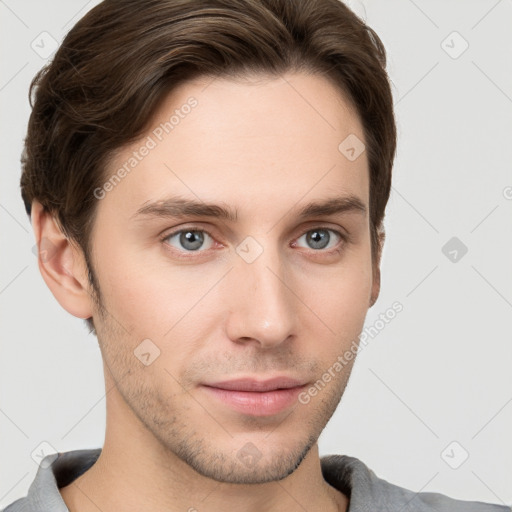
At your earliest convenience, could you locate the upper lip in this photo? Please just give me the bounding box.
[203,377,307,392]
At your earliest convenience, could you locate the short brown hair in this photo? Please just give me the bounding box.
[21,0,397,333]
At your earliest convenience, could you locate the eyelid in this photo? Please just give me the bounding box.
[291,226,346,251]
[295,222,350,240]
[159,224,348,255]
[159,225,217,248]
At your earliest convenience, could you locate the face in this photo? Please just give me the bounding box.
[85,71,377,484]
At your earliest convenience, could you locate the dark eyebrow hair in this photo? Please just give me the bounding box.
[130,194,367,222]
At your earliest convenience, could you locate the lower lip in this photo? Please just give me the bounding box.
[201,385,306,416]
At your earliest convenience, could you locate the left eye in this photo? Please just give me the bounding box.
[164,229,214,252]
[295,228,342,251]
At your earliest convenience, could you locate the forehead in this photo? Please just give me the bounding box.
[99,71,369,222]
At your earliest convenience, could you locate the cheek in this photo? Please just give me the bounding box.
[90,232,173,331]
[293,259,373,368]
[299,248,373,321]
[96,245,221,341]
[305,277,371,349]
[101,271,187,334]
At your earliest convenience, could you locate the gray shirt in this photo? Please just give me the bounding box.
[2,448,510,511]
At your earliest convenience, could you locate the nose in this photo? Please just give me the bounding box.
[224,242,297,349]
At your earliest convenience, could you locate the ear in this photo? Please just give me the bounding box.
[369,227,385,307]
[31,200,94,319]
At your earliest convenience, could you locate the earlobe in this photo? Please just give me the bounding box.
[31,200,94,319]
[369,267,381,307]
[369,228,385,307]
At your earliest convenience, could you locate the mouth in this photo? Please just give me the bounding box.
[201,376,309,416]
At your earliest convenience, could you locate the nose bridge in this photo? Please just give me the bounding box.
[226,237,296,347]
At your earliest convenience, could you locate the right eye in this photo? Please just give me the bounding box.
[162,228,216,253]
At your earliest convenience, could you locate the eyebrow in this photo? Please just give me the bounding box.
[131,194,367,222]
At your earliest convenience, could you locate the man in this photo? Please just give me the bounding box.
[3,0,509,511]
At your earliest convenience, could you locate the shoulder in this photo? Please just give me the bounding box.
[321,454,511,512]
[1,449,101,512]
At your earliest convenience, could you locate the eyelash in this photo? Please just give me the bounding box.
[159,225,348,259]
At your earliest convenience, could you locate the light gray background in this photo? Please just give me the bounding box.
[1,0,511,508]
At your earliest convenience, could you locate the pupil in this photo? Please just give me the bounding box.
[182,231,203,250]
[309,229,329,249]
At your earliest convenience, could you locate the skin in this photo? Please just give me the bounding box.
[33,71,381,512]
